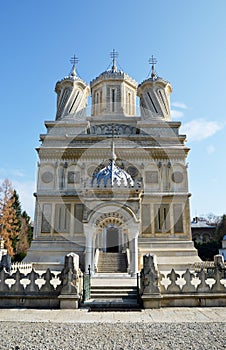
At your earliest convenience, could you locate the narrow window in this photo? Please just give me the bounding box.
[112,89,115,112]
[100,90,102,111]
[127,92,131,114]
[58,207,61,230]
[158,89,168,114]
[163,207,167,230]
[69,91,79,113]
[158,208,161,230]
[147,92,158,113]
[57,88,71,117]
[64,207,67,230]
[96,92,99,104]
[94,92,100,115]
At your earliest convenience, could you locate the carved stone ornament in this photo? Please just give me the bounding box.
[127,166,138,177]
[41,171,53,183]
[145,171,158,184]
[171,171,183,183]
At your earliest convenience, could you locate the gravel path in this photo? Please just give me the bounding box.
[0,322,225,350]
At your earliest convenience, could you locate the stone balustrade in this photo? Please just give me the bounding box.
[1,253,226,309]
[140,254,226,308]
[0,253,83,309]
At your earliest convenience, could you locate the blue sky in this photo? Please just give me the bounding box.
[0,0,226,219]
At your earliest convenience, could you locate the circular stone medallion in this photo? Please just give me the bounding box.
[172,171,184,183]
[41,171,53,183]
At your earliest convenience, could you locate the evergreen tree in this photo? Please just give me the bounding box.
[14,210,33,261]
[10,190,22,252]
[0,179,18,256]
[214,214,226,243]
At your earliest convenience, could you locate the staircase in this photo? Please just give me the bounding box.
[97,252,127,273]
[88,285,140,311]
[82,252,141,311]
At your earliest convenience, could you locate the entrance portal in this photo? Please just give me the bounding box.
[106,227,119,252]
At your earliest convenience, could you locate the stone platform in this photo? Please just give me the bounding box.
[0,307,225,323]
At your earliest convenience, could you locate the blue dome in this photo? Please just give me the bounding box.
[91,160,134,188]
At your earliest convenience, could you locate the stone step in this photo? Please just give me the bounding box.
[91,288,136,291]
[97,269,127,273]
[91,287,137,293]
[92,273,133,280]
[84,300,142,311]
[98,252,128,273]
[91,293,137,299]
[85,275,140,311]
[98,262,126,264]
[90,286,137,299]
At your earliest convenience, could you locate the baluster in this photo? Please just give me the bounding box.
[166,269,181,293]
[181,269,196,293]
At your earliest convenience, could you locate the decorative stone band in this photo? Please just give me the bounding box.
[90,70,138,89]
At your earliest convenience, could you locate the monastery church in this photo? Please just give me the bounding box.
[25,52,200,274]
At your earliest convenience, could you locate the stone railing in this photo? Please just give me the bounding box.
[0,253,83,309]
[140,254,226,308]
[11,262,33,274]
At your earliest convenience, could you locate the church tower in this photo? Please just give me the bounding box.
[137,56,172,119]
[90,50,137,117]
[25,52,200,273]
[55,55,90,119]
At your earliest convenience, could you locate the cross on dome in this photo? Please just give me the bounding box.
[148,55,157,79]
[91,131,134,188]
[110,125,117,162]
[110,49,119,72]
[70,54,79,76]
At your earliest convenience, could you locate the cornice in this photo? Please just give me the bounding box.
[90,70,138,89]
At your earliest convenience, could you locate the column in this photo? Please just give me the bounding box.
[70,203,75,239]
[84,224,93,274]
[130,226,139,276]
[169,204,174,236]
[33,200,40,239]
[50,203,55,237]
[131,236,138,276]
[150,204,155,236]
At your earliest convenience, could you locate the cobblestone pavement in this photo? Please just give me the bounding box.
[0,308,225,350]
[0,321,225,350]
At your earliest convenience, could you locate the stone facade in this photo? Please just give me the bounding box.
[191,217,216,243]
[25,55,200,273]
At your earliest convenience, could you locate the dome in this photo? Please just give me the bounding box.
[54,56,90,120]
[90,50,137,117]
[91,161,134,188]
[137,56,172,120]
[91,141,134,188]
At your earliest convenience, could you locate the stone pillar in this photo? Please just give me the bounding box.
[140,253,161,309]
[70,203,75,239]
[130,237,138,276]
[170,205,174,236]
[58,253,81,309]
[150,204,155,236]
[84,224,93,274]
[33,200,39,239]
[130,226,139,276]
[50,203,55,237]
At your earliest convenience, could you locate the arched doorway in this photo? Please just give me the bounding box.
[106,227,119,252]
[84,206,139,275]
